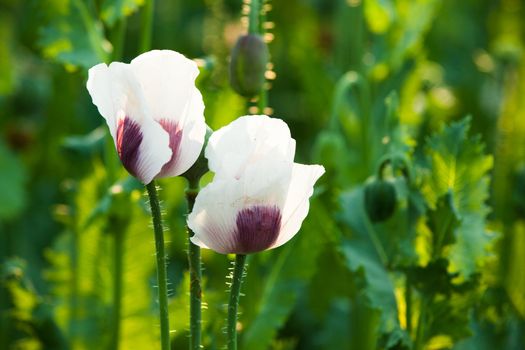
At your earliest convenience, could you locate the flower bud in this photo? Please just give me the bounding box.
[229,34,269,97]
[364,179,397,222]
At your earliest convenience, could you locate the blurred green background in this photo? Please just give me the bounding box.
[1,0,525,349]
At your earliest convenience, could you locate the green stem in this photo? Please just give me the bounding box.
[227,254,247,350]
[145,181,170,350]
[140,0,155,52]
[433,206,454,259]
[257,88,268,114]
[110,218,124,350]
[363,213,388,266]
[72,0,109,62]
[249,0,268,114]
[111,17,127,61]
[186,181,202,350]
[405,277,412,334]
[68,227,79,339]
[414,297,428,350]
[248,0,260,34]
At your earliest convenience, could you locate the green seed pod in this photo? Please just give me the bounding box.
[364,179,397,223]
[229,34,269,97]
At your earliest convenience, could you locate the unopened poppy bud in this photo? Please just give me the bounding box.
[364,179,397,223]
[229,34,269,97]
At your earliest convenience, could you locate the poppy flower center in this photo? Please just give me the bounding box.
[116,117,143,178]
[234,205,282,254]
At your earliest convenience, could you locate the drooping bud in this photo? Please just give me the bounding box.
[229,34,269,97]
[364,179,397,223]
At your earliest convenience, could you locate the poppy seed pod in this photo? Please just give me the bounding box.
[229,34,269,97]
[364,179,397,223]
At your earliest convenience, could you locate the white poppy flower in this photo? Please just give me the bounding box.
[187,115,325,254]
[86,50,206,184]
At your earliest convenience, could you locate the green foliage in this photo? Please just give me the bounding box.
[45,168,160,349]
[0,141,27,220]
[39,0,110,69]
[339,188,407,348]
[101,0,145,27]
[422,118,494,277]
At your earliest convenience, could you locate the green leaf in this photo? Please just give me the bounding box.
[100,0,145,27]
[61,126,106,157]
[426,192,461,258]
[45,168,159,348]
[422,117,494,277]
[388,0,441,69]
[39,0,110,69]
[0,141,27,220]
[339,187,407,346]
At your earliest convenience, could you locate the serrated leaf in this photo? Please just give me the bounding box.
[39,0,110,69]
[423,117,494,277]
[101,0,145,27]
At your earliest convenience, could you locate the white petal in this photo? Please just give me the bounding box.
[86,62,171,184]
[130,50,199,124]
[155,87,206,178]
[241,153,293,205]
[130,50,206,178]
[188,158,293,254]
[188,178,243,254]
[272,163,325,248]
[205,115,296,179]
[87,62,133,141]
[134,119,172,184]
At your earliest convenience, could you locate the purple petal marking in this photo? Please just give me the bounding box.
[234,205,282,254]
[156,119,183,178]
[116,117,143,178]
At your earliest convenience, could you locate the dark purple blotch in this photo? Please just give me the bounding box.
[156,119,183,178]
[234,205,282,254]
[116,117,143,178]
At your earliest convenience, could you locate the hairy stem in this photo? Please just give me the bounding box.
[186,181,202,350]
[145,181,170,350]
[227,254,247,350]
